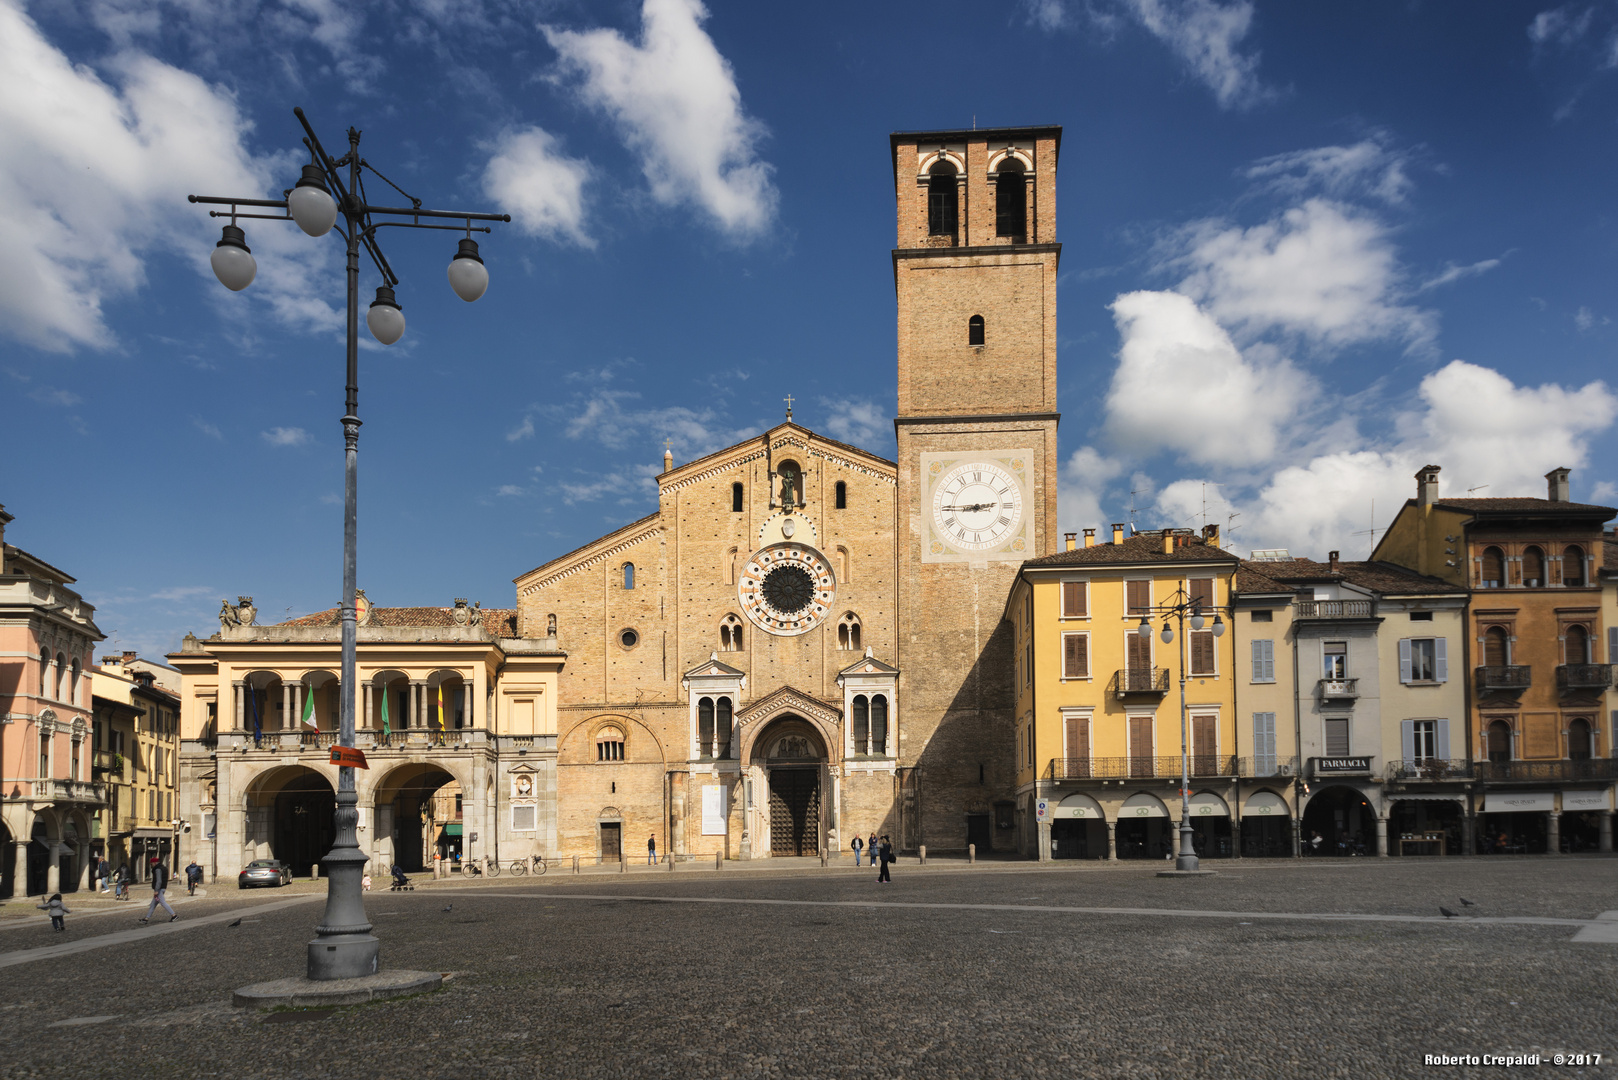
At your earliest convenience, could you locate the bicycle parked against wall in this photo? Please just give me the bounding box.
[464,854,545,877]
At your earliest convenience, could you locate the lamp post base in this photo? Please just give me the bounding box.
[307,934,381,980]
[235,967,439,1009]
[1157,868,1219,877]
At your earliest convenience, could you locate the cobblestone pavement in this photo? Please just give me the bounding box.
[1,856,1614,1079]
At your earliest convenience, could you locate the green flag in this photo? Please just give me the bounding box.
[380,689,390,737]
[301,687,317,730]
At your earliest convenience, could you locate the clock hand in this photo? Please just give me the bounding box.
[940,503,994,512]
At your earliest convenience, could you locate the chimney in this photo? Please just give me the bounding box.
[1162,529,1175,555]
[1328,550,1340,573]
[123,650,137,665]
[1082,528,1096,548]
[1111,523,1125,545]
[1202,523,1220,547]
[1546,467,1571,503]
[1064,532,1077,552]
[1416,465,1441,508]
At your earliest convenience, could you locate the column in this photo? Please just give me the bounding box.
[281,682,293,733]
[412,682,426,730]
[1293,817,1303,857]
[1599,810,1613,854]
[13,842,27,897]
[464,678,474,728]
[363,684,373,733]
[1462,812,1476,857]
[1375,816,1388,857]
[45,845,59,895]
[1105,821,1117,861]
[1547,810,1561,855]
[232,680,245,732]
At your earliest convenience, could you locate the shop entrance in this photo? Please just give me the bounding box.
[1480,812,1548,854]
[1388,799,1462,855]
[1050,818,1106,859]
[1301,786,1374,855]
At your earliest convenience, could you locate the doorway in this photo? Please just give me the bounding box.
[966,813,991,853]
[600,822,622,860]
[273,774,335,877]
[769,769,820,855]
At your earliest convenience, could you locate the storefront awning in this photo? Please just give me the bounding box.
[1121,793,1168,818]
[1188,792,1229,817]
[1483,791,1553,813]
[438,822,463,837]
[1388,794,1465,802]
[1244,791,1289,816]
[1054,793,1103,819]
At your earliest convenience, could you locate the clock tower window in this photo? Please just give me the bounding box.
[927,161,958,238]
[968,314,984,347]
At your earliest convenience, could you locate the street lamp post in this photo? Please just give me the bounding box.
[190,108,509,981]
[1135,589,1225,872]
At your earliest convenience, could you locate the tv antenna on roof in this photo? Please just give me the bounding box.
[1468,484,1489,495]
[1350,499,1386,557]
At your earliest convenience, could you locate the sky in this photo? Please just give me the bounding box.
[3,0,1618,658]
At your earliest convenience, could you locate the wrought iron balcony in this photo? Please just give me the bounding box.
[1385,758,1473,782]
[1476,758,1618,782]
[1474,665,1531,694]
[1236,756,1301,777]
[1295,600,1375,619]
[1317,677,1358,700]
[1111,667,1170,698]
[1556,663,1612,693]
[1050,755,1237,780]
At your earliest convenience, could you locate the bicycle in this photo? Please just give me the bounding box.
[502,855,547,877]
[467,856,500,878]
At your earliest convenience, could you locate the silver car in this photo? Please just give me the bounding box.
[238,859,292,889]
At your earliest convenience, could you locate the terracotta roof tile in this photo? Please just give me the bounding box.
[1239,558,1460,596]
[276,605,518,635]
[1023,532,1241,567]
[1433,497,1615,515]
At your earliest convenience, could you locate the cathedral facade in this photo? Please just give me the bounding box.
[173,125,1063,872]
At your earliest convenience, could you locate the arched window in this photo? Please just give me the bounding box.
[835,481,847,510]
[927,161,958,237]
[698,697,715,760]
[732,482,743,513]
[968,314,985,346]
[1480,547,1504,588]
[596,726,625,761]
[70,658,80,706]
[623,563,635,590]
[1487,719,1512,763]
[1522,546,1545,588]
[1563,545,1586,586]
[39,649,49,698]
[716,697,733,759]
[995,158,1027,237]
[852,695,869,755]
[720,614,744,652]
[56,653,68,701]
[838,613,862,651]
[871,694,889,756]
[1566,624,1590,665]
[1568,717,1594,761]
[726,546,740,585]
[1484,626,1509,667]
[835,545,851,583]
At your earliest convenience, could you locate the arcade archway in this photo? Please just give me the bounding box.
[245,766,336,877]
[1302,786,1375,856]
[373,763,465,873]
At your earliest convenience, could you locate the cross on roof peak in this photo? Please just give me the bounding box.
[783,393,794,420]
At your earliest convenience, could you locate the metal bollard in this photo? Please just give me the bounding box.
[715,851,722,870]
[667,852,675,871]
[820,847,828,868]
[919,844,927,865]
[572,854,579,875]
[619,855,626,873]
[969,843,976,864]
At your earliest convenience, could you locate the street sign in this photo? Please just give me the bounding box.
[1035,799,1049,822]
[329,746,369,769]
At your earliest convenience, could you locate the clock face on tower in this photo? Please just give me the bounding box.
[737,542,838,636]
[921,450,1035,563]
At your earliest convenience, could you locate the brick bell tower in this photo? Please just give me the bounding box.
[889,125,1062,852]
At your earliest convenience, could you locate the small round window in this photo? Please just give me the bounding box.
[620,629,639,649]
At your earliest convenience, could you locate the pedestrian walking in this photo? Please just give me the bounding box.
[868,832,878,868]
[184,860,202,896]
[850,834,864,866]
[648,834,657,866]
[139,857,176,924]
[115,861,131,900]
[37,893,70,933]
[876,835,892,883]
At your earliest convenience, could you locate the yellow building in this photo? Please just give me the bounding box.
[1009,525,1241,860]
[91,655,182,875]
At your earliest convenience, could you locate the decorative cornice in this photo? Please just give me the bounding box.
[659,449,767,496]
[519,527,662,596]
[735,684,842,729]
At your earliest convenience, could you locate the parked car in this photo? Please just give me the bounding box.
[238,859,292,889]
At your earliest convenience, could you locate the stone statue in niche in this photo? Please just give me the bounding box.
[775,735,811,758]
[547,613,558,638]
[778,464,799,507]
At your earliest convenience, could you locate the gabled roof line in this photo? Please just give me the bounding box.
[515,513,661,595]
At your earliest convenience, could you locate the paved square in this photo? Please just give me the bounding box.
[1,858,1614,1079]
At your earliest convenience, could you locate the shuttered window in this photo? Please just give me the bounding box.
[1126,632,1152,674]
[1250,639,1275,682]
[1126,579,1151,615]
[1190,630,1216,675]
[1064,714,1090,761]
[1189,577,1213,611]
[1252,712,1276,774]
[1061,580,1087,617]
[1062,633,1089,679]
[1324,718,1350,757]
[1192,714,1217,758]
[1128,715,1154,760]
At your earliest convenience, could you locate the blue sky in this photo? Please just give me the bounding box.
[3,0,1617,657]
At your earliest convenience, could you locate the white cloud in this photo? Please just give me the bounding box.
[1059,445,1128,536]
[481,126,593,247]
[1528,6,1595,48]
[817,397,887,449]
[29,385,82,406]
[0,1,339,353]
[496,484,525,497]
[1123,0,1271,110]
[558,463,662,506]
[1574,305,1608,332]
[262,426,310,446]
[1418,258,1502,293]
[1103,290,1314,468]
[506,415,535,442]
[1167,198,1435,352]
[1241,136,1415,206]
[192,417,223,440]
[1023,0,1069,32]
[555,388,741,458]
[543,0,777,237]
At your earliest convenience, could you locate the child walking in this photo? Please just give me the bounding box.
[37,893,70,932]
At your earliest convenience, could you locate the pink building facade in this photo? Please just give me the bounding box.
[0,505,104,897]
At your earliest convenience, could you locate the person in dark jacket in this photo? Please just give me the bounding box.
[850,834,864,867]
[139,857,176,924]
[37,893,70,932]
[114,861,131,900]
[876,835,892,883]
[184,860,202,895]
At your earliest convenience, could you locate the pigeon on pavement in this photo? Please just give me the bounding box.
[1460,897,1476,907]
[442,904,453,913]
[1439,906,1459,918]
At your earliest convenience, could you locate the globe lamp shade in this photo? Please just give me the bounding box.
[1190,612,1205,631]
[210,225,256,291]
[1160,625,1174,644]
[447,237,489,302]
[288,164,338,237]
[366,285,405,345]
[1211,615,1226,638]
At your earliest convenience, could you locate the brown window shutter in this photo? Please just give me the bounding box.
[1062,581,1086,617]
[1064,716,1089,758]
[1193,714,1216,758]
[1063,635,1088,678]
[1127,633,1151,673]
[1129,715,1153,759]
[1191,631,1215,675]
[1190,578,1213,609]
[1127,580,1149,614]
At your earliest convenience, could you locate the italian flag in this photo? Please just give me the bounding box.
[301,689,318,731]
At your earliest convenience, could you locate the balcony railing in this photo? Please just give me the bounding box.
[1050,755,1237,780]
[1236,756,1301,777]
[40,779,106,803]
[1474,665,1532,693]
[1111,667,1170,697]
[1556,664,1613,692]
[1385,758,1473,782]
[1476,758,1618,782]
[1295,600,1375,619]
[1318,678,1358,700]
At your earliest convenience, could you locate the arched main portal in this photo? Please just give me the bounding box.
[752,716,828,857]
[245,766,336,877]
[1301,785,1375,856]
[372,764,464,873]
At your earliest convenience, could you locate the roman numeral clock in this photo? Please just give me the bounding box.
[921,450,1035,563]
